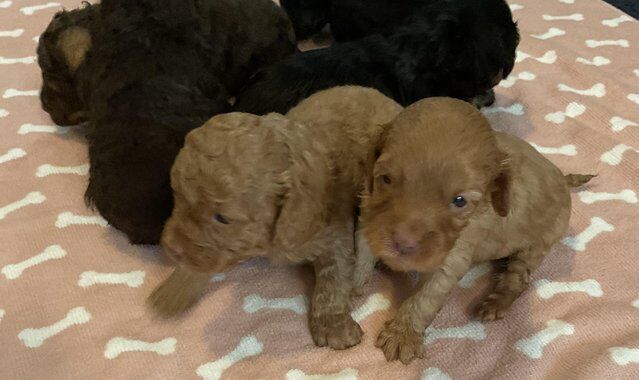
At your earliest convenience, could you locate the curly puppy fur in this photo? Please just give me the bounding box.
[148,86,403,350]
[281,0,427,41]
[356,98,594,363]
[36,0,296,244]
[233,0,519,115]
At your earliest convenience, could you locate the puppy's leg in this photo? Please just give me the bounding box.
[376,248,472,364]
[147,265,212,317]
[476,247,546,321]
[352,229,376,295]
[309,227,363,350]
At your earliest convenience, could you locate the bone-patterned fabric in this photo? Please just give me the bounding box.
[1,0,638,379]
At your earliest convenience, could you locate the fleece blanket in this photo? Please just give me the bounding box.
[0,0,637,379]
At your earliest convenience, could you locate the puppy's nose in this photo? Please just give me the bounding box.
[391,232,420,256]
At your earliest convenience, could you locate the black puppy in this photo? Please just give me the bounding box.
[37,0,295,244]
[234,0,519,115]
[281,0,426,41]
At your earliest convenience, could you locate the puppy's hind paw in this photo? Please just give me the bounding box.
[310,313,363,350]
[475,293,512,322]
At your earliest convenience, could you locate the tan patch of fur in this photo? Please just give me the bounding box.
[56,26,91,73]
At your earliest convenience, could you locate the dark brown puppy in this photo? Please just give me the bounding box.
[36,0,296,244]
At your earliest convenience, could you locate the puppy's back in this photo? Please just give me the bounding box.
[286,86,402,131]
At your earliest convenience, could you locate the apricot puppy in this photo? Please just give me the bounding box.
[148,86,402,350]
[358,97,593,363]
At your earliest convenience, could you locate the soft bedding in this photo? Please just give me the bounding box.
[0,0,637,379]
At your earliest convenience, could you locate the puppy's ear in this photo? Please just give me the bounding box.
[272,125,330,250]
[490,155,511,217]
[56,26,91,73]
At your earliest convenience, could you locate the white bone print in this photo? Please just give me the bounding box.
[55,212,109,228]
[482,103,525,116]
[3,88,38,98]
[2,245,67,280]
[352,293,391,322]
[608,347,639,365]
[563,217,614,251]
[18,123,68,134]
[530,142,576,156]
[0,148,26,164]
[610,116,638,132]
[531,27,565,40]
[558,0,574,3]
[0,191,46,220]
[499,71,536,88]
[602,15,633,27]
[516,50,557,64]
[509,4,523,11]
[210,273,225,282]
[585,39,629,48]
[542,13,583,21]
[458,262,491,288]
[544,102,585,124]
[579,189,637,204]
[0,29,24,37]
[0,309,5,323]
[36,163,89,177]
[557,83,605,98]
[600,144,638,166]
[104,337,176,359]
[534,279,603,299]
[0,108,8,117]
[633,299,639,309]
[286,368,358,380]
[18,306,91,348]
[424,322,486,344]
[196,335,263,380]
[422,367,452,380]
[576,56,610,66]
[0,1,11,8]
[20,2,60,15]
[242,294,308,314]
[628,94,639,105]
[515,320,574,359]
[0,56,36,64]
[634,69,639,77]
[78,270,146,288]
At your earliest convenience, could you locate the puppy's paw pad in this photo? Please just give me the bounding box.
[310,313,363,350]
[375,320,424,364]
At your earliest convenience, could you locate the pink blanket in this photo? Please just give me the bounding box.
[1,0,637,378]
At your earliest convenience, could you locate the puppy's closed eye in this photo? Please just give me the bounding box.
[213,213,230,224]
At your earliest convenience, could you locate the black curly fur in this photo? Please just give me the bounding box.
[233,0,519,115]
[37,0,296,244]
[281,0,426,41]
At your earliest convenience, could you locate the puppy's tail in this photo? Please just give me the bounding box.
[565,174,596,187]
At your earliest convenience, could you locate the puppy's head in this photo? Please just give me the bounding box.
[360,98,510,272]
[37,5,95,125]
[162,112,330,271]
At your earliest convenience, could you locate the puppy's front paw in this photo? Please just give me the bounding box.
[309,313,363,350]
[147,268,206,318]
[376,319,424,364]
